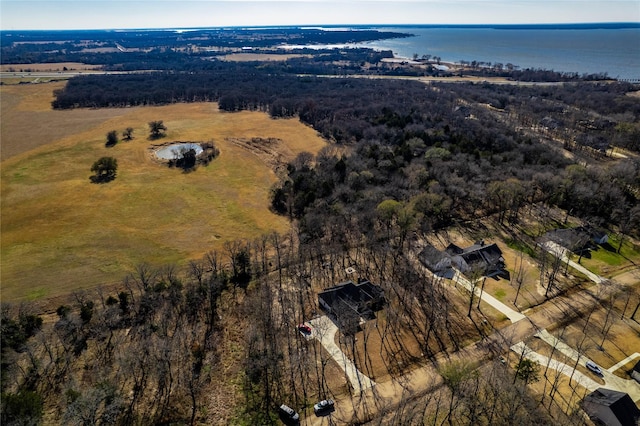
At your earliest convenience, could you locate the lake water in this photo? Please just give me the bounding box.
[155,143,203,160]
[353,25,640,80]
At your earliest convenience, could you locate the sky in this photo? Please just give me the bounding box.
[1,0,639,30]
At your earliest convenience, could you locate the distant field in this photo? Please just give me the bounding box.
[0,62,102,72]
[1,82,327,301]
[218,53,311,62]
[1,82,131,160]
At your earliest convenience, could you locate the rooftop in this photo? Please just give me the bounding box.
[318,279,385,320]
[584,388,630,407]
[583,388,640,426]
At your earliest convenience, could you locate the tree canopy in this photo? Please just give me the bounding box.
[90,157,118,183]
[106,130,118,147]
[148,121,167,139]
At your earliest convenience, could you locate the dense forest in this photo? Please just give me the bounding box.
[2,27,640,425]
[0,234,590,425]
[50,66,640,238]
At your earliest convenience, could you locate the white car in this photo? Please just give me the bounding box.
[586,361,603,375]
[278,404,299,424]
[313,399,335,415]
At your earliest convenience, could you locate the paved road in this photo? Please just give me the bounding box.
[531,330,640,401]
[511,341,600,391]
[303,289,639,425]
[507,242,640,402]
[312,74,587,87]
[609,353,640,374]
[304,288,639,424]
[0,70,143,80]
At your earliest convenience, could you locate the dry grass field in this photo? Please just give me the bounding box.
[0,62,102,72]
[1,82,327,301]
[1,82,130,160]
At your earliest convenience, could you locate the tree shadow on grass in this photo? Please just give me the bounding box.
[575,248,592,259]
[599,242,617,253]
[89,174,116,184]
[492,270,511,281]
[599,241,636,265]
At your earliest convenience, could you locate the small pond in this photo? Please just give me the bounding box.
[155,143,203,160]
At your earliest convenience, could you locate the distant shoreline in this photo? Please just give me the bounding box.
[1,25,637,80]
[362,25,639,80]
[338,22,640,30]
[1,22,639,33]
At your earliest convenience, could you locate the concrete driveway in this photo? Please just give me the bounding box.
[308,315,376,393]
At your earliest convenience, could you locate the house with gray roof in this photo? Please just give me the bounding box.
[418,241,505,278]
[542,225,609,253]
[418,244,453,277]
[582,388,640,426]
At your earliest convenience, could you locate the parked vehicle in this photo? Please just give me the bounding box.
[313,399,335,415]
[297,323,312,334]
[586,361,603,375]
[279,404,300,424]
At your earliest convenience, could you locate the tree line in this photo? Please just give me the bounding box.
[51,67,639,153]
[1,28,410,56]
[51,67,640,236]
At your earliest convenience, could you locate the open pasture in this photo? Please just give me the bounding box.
[0,62,102,72]
[1,82,326,301]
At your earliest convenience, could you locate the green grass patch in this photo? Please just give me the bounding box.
[505,238,536,258]
[589,246,625,267]
[494,289,506,300]
[582,234,640,275]
[26,288,48,301]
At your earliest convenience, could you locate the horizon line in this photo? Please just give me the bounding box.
[2,21,639,32]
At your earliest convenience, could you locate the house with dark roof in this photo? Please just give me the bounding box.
[445,241,505,277]
[418,244,453,277]
[542,226,609,253]
[582,388,640,426]
[318,279,385,323]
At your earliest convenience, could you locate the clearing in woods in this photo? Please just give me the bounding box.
[1,82,327,301]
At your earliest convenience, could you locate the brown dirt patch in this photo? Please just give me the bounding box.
[612,268,640,286]
[226,137,291,176]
